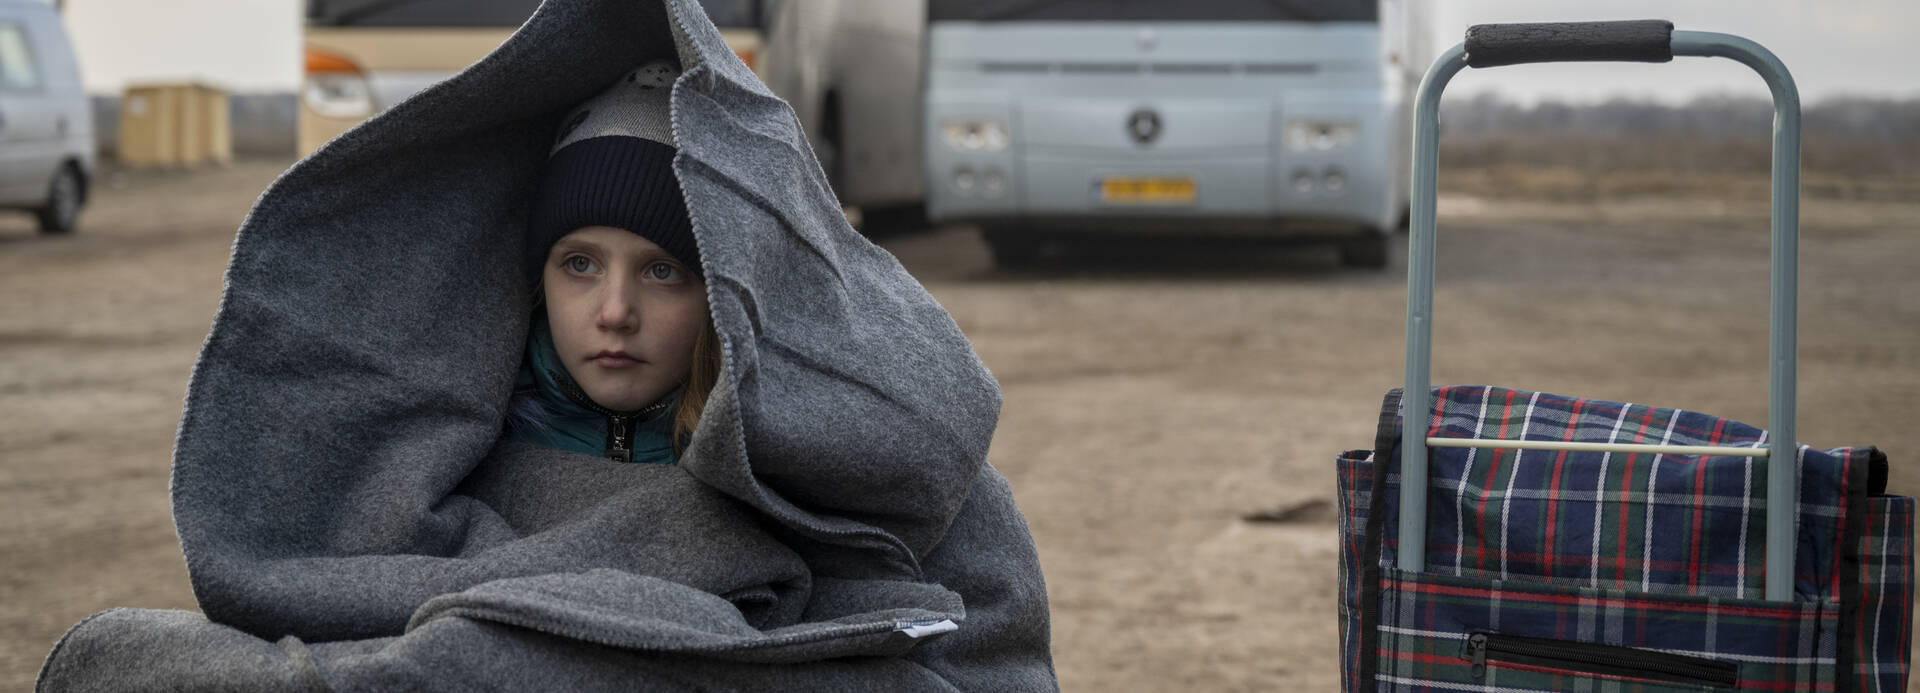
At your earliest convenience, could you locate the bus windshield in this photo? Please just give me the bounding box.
[308,0,766,28]
[928,0,1377,23]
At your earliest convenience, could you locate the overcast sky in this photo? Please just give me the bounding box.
[48,0,1920,104]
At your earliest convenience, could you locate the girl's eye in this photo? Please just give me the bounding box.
[564,255,597,274]
[646,262,685,283]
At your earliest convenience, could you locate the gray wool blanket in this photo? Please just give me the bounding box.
[34,0,1056,690]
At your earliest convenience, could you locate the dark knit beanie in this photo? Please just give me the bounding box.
[526,59,701,281]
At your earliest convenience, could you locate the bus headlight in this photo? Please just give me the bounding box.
[1323,166,1347,192]
[304,75,375,119]
[1291,169,1315,194]
[981,167,1007,197]
[941,119,1010,152]
[1285,119,1358,151]
[304,48,375,119]
[953,165,978,194]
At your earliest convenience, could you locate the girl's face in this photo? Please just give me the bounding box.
[542,226,707,412]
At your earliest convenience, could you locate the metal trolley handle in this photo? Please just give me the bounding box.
[1398,22,1804,601]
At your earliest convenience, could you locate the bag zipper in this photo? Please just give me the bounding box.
[1466,632,1737,687]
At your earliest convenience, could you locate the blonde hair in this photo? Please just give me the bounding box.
[671,316,722,457]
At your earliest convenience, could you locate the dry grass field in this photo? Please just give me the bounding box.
[1441,133,1920,202]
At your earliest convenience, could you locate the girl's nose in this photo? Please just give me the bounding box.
[596,281,640,333]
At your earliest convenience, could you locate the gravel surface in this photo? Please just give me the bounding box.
[3,158,1916,690]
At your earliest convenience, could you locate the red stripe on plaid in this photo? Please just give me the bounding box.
[1430,386,1451,432]
[1689,418,1729,595]
[1422,386,1453,573]
[1902,501,1913,690]
[1904,499,1914,687]
[1429,399,1748,446]
[1832,450,1850,600]
[1473,389,1518,572]
[1542,398,1585,581]
[1391,579,1812,618]
[1375,649,1461,666]
[1422,548,1754,577]
[1734,680,1837,692]
[1614,406,1657,589]
[1337,454,1370,692]
[1843,449,1869,693]
[1849,449,1884,693]
[1856,520,1869,693]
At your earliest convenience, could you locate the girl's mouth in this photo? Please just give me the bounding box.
[592,351,640,368]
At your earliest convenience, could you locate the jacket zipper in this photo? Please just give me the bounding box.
[1466,632,1737,687]
[606,414,636,462]
[547,367,671,463]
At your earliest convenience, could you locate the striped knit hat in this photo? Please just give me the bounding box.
[525,59,700,280]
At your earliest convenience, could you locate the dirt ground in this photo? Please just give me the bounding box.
[3,158,1917,691]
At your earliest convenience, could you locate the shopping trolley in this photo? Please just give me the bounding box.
[1336,21,1912,692]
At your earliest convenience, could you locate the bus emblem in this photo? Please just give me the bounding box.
[1127,109,1162,145]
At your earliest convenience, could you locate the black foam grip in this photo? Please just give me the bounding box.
[1464,20,1674,68]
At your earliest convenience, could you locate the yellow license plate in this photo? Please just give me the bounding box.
[1099,177,1196,204]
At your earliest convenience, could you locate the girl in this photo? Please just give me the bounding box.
[36,1,1056,690]
[503,57,722,465]
[507,222,719,465]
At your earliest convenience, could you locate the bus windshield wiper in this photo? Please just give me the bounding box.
[1258,0,1370,22]
[973,0,1075,22]
[311,0,434,26]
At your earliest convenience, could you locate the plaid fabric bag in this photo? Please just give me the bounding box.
[1339,387,1912,692]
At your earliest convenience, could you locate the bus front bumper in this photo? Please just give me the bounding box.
[926,151,1396,232]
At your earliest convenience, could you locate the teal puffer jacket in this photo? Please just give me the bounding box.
[504,312,678,465]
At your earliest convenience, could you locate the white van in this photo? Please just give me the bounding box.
[0,0,93,234]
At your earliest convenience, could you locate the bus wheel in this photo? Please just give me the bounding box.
[982,228,1041,269]
[818,91,843,193]
[860,202,929,238]
[1340,231,1389,269]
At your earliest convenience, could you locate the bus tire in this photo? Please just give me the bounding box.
[818,90,843,194]
[982,228,1041,269]
[1340,231,1389,269]
[860,202,929,238]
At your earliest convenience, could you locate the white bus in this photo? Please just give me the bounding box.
[755,0,928,232]
[300,0,772,158]
[922,0,1428,268]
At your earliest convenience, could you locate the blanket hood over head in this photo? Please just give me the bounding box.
[36,1,1054,690]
